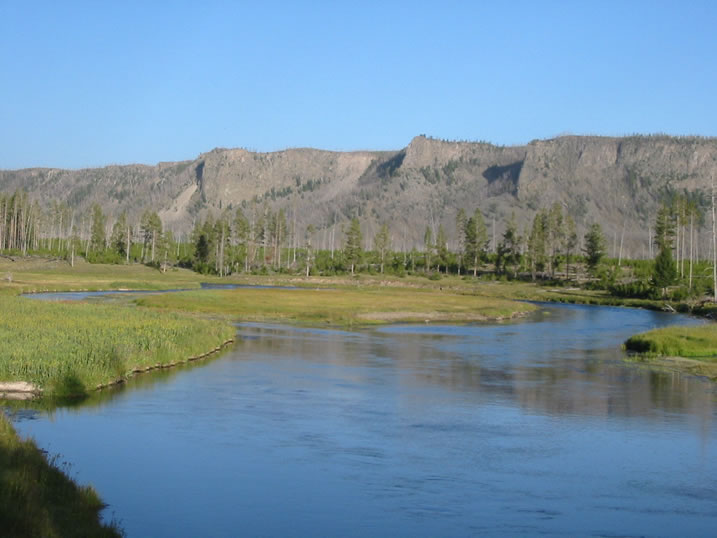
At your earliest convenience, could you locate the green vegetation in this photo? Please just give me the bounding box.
[0,413,121,537]
[136,285,536,326]
[625,325,717,381]
[625,325,717,358]
[0,295,235,396]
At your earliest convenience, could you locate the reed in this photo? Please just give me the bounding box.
[0,412,122,537]
[0,296,235,395]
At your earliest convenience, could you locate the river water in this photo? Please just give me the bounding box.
[10,303,717,537]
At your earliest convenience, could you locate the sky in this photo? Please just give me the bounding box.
[1,0,716,169]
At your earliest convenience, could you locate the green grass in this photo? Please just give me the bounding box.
[0,257,216,295]
[0,295,235,395]
[625,324,717,358]
[136,285,536,326]
[0,413,122,537]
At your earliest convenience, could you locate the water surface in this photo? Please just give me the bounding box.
[11,304,717,537]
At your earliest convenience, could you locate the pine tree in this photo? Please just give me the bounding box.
[435,224,448,273]
[90,204,106,252]
[423,226,433,272]
[583,223,605,275]
[464,209,487,276]
[110,211,129,259]
[652,243,677,295]
[374,223,390,274]
[344,218,362,274]
[527,210,547,280]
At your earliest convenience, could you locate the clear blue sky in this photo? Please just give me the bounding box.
[1,1,716,169]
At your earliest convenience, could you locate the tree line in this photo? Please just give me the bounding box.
[1,188,715,299]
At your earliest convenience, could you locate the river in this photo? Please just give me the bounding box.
[9,303,717,537]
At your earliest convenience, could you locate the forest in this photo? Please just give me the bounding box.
[0,188,714,303]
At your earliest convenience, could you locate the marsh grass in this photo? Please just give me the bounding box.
[0,412,122,537]
[136,286,536,325]
[0,296,235,395]
[0,257,215,295]
[625,325,717,358]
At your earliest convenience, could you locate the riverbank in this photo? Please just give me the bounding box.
[624,325,717,381]
[0,413,122,537]
[0,295,236,398]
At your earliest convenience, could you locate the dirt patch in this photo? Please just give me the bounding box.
[0,381,41,400]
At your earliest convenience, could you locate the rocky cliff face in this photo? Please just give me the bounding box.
[2,134,716,256]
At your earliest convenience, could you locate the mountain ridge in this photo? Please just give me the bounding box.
[2,134,717,256]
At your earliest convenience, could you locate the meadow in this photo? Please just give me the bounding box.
[134,285,536,325]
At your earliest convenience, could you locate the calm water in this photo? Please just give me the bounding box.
[10,303,717,537]
[23,282,300,302]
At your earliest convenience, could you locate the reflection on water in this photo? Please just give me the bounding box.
[10,304,717,537]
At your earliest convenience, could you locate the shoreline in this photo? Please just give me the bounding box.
[94,337,236,391]
[0,339,237,401]
[627,354,717,382]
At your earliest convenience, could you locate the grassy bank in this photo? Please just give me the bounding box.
[0,413,121,537]
[624,325,717,381]
[135,285,536,325]
[0,295,235,396]
[0,257,215,295]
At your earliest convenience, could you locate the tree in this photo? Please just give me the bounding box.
[652,242,677,295]
[374,223,390,274]
[435,224,448,273]
[496,214,521,278]
[234,208,250,272]
[90,204,106,252]
[583,223,605,275]
[464,209,487,276]
[140,210,163,262]
[194,233,210,266]
[110,211,129,260]
[652,204,677,295]
[344,217,362,274]
[423,226,433,272]
[304,224,315,277]
[527,210,547,280]
[455,208,467,274]
[547,203,565,277]
[564,214,578,280]
[654,204,674,252]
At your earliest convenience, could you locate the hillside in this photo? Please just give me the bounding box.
[2,134,716,256]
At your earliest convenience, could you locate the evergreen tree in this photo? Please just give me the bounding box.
[233,208,250,272]
[527,210,547,280]
[652,243,677,294]
[374,223,390,274]
[652,204,678,295]
[423,226,433,272]
[435,224,448,273]
[140,210,163,262]
[90,203,106,252]
[496,213,521,277]
[564,214,578,280]
[110,211,129,259]
[547,203,564,277]
[455,208,467,274]
[583,223,605,275]
[464,209,487,276]
[344,217,362,274]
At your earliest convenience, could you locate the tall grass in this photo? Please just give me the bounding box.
[0,296,235,395]
[625,325,717,358]
[0,413,122,537]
